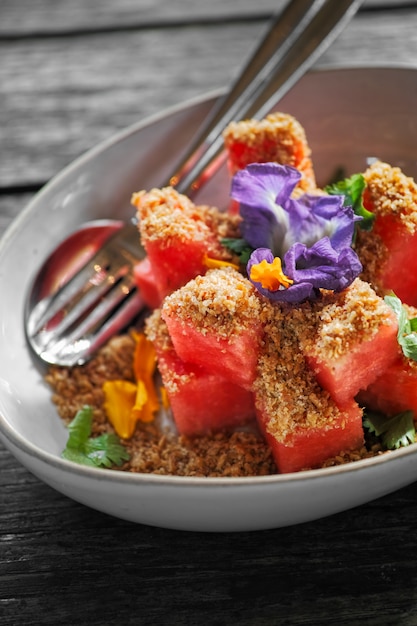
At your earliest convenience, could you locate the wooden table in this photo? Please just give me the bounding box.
[2,1,417,623]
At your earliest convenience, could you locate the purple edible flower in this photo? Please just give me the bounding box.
[231,162,361,257]
[248,240,362,304]
[235,163,363,304]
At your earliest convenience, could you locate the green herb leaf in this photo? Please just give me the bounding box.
[84,434,130,468]
[221,237,254,266]
[65,405,93,449]
[61,405,130,468]
[61,446,97,467]
[363,410,415,450]
[384,294,417,361]
[325,173,375,231]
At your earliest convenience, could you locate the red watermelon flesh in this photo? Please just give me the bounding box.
[146,310,255,436]
[369,214,417,305]
[356,161,417,306]
[161,268,265,390]
[256,398,364,474]
[133,258,162,309]
[141,238,212,300]
[252,299,364,473]
[132,186,240,300]
[358,354,417,417]
[301,279,399,405]
[160,314,262,391]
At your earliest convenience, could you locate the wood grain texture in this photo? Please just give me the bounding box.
[2,3,417,624]
[1,6,417,188]
[2,432,417,625]
[1,0,412,35]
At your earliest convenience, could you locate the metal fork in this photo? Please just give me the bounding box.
[25,0,364,367]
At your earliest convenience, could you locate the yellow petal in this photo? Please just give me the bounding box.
[131,379,155,424]
[202,254,240,272]
[132,332,157,380]
[102,380,137,439]
[160,386,170,410]
[132,332,160,421]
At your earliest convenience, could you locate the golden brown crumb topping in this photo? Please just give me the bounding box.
[363,161,417,234]
[127,429,277,477]
[145,308,170,350]
[45,334,136,430]
[354,228,388,296]
[252,280,391,443]
[253,300,348,442]
[45,322,387,474]
[222,112,316,192]
[161,267,266,340]
[46,333,277,477]
[298,278,397,361]
[144,309,196,394]
[132,186,241,262]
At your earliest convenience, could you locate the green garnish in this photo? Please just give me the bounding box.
[363,410,416,450]
[384,294,417,361]
[325,173,375,231]
[61,405,130,468]
[221,237,254,265]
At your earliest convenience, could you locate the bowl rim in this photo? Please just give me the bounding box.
[2,64,417,489]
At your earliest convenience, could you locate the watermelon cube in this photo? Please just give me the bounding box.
[133,258,162,310]
[161,267,266,390]
[222,112,317,194]
[132,186,240,300]
[358,353,417,418]
[253,302,364,473]
[358,303,417,416]
[355,161,417,306]
[257,398,363,474]
[145,310,255,436]
[301,279,399,405]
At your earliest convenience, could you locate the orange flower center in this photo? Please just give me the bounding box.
[250,257,293,291]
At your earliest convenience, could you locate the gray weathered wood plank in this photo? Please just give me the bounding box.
[0,0,413,35]
[1,8,417,188]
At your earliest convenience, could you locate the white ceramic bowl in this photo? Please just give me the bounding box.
[1,67,417,532]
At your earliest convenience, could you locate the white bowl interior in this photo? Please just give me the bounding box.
[1,67,417,531]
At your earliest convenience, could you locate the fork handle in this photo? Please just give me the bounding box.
[170,0,364,197]
[168,0,322,188]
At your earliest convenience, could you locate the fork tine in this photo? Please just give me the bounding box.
[45,273,137,346]
[34,280,146,367]
[26,221,147,365]
[35,261,132,340]
[28,255,111,336]
[27,222,142,336]
[31,269,131,351]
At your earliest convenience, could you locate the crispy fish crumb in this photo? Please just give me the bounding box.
[127,429,277,477]
[363,160,417,234]
[354,161,417,295]
[298,278,396,361]
[222,112,316,192]
[46,333,277,476]
[254,300,346,442]
[321,445,387,468]
[45,334,136,432]
[45,330,384,475]
[161,267,265,340]
[354,228,388,296]
[132,186,241,261]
